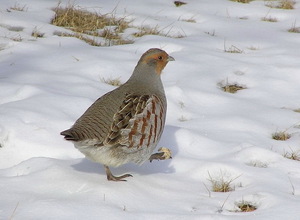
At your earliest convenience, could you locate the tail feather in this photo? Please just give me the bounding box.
[60,129,79,141]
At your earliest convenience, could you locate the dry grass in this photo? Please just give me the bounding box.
[283,149,300,161]
[247,160,268,168]
[10,35,23,42]
[174,1,187,7]
[261,16,278,22]
[209,178,234,192]
[248,46,259,50]
[100,76,122,87]
[288,26,300,33]
[204,30,216,36]
[224,45,243,53]
[178,116,188,122]
[279,0,296,9]
[10,3,27,11]
[220,83,246,93]
[288,21,300,33]
[54,31,102,46]
[272,131,291,141]
[266,0,296,9]
[132,25,161,37]
[224,41,243,53]
[51,3,184,46]
[231,0,253,3]
[32,28,45,38]
[52,5,128,33]
[208,171,241,193]
[293,108,300,113]
[181,18,196,23]
[235,200,257,212]
[133,25,185,38]
[51,4,133,46]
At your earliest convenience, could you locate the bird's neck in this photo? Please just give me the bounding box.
[127,64,164,90]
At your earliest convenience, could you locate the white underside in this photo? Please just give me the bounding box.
[74,141,156,167]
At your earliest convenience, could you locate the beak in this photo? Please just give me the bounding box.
[167,56,175,61]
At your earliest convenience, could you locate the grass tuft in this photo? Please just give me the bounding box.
[132,25,185,38]
[51,3,184,45]
[132,25,161,37]
[288,21,300,33]
[178,116,188,122]
[261,16,278,22]
[208,171,241,192]
[277,0,295,9]
[247,160,268,168]
[266,0,295,9]
[174,1,187,7]
[248,46,259,50]
[100,76,122,87]
[222,84,245,93]
[224,45,243,53]
[10,3,27,11]
[53,31,102,46]
[220,83,246,94]
[10,35,23,42]
[293,108,300,113]
[204,30,216,36]
[51,3,133,46]
[288,26,300,33]
[181,18,196,23]
[272,131,291,141]
[283,149,300,161]
[32,28,45,38]
[52,5,120,32]
[235,200,257,212]
[231,0,253,3]
[224,41,243,53]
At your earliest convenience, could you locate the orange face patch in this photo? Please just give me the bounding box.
[142,52,169,74]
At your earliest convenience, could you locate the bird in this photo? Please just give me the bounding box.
[61,48,174,181]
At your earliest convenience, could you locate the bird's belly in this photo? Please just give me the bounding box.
[74,142,157,167]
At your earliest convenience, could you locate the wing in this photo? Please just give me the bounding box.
[61,90,125,144]
[104,94,166,149]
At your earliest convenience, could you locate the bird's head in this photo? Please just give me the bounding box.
[138,48,175,75]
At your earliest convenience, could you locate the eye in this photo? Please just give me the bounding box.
[158,56,163,60]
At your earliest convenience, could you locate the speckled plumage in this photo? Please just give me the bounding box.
[61,48,174,181]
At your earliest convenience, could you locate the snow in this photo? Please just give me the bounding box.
[1,0,300,219]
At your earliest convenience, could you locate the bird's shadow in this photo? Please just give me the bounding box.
[71,125,179,176]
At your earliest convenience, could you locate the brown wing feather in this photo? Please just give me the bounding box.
[104,94,165,149]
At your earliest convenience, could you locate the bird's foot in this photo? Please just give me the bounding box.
[149,147,172,162]
[104,165,133,182]
[107,173,133,181]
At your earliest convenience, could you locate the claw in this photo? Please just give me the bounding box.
[149,147,172,162]
[104,165,133,181]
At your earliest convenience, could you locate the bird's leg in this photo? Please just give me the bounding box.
[104,165,132,181]
[149,147,172,162]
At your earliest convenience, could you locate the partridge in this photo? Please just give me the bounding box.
[61,48,174,181]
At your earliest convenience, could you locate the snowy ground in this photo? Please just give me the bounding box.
[1,0,300,219]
